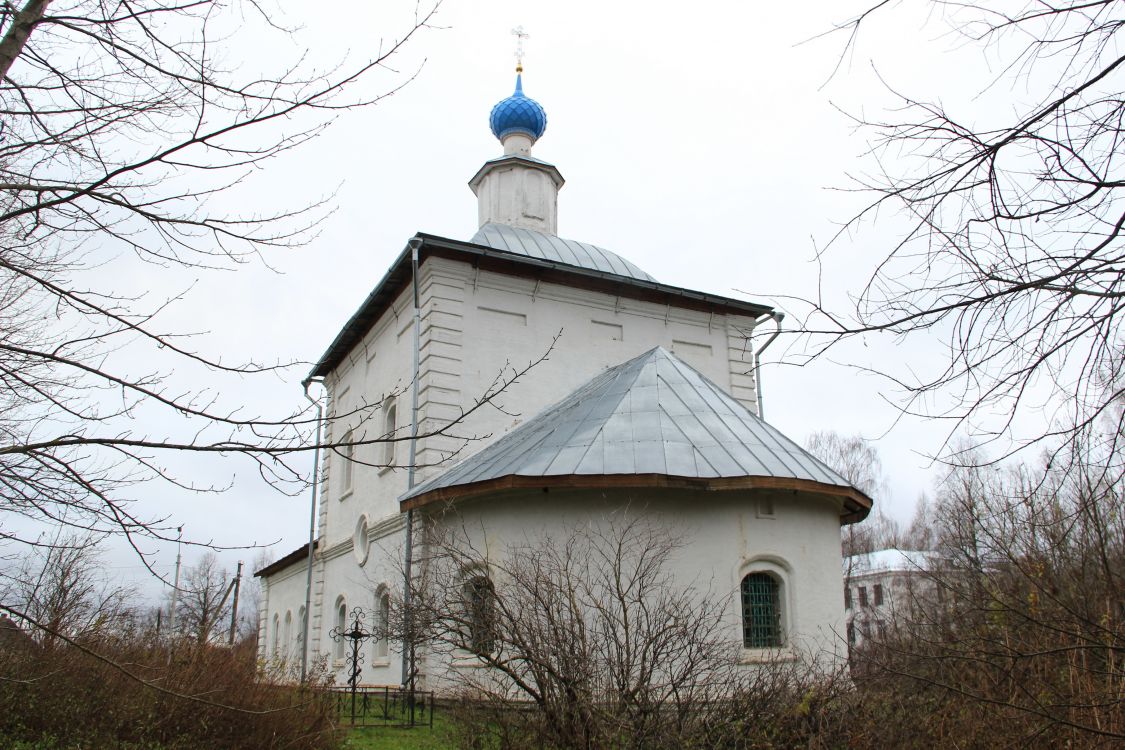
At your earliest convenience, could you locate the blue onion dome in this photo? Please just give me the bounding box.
[489,74,548,142]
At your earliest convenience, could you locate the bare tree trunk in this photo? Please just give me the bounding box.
[0,0,49,80]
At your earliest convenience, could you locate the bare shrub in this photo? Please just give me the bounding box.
[401,517,731,747]
[851,435,1125,746]
[401,515,871,749]
[0,631,339,749]
[0,533,338,747]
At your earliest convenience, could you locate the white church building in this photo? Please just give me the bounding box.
[256,65,872,688]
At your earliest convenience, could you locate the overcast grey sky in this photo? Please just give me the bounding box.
[82,0,1028,597]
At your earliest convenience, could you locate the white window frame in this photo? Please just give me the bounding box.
[339,429,355,498]
[736,556,795,663]
[380,398,397,472]
[283,610,292,662]
[373,586,390,663]
[333,596,347,663]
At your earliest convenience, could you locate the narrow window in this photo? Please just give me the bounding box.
[297,605,306,653]
[757,496,775,518]
[382,399,397,466]
[873,583,884,606]
[847,621,856,644]
[272,613,280,658]
[340,429,354,494]
[844,586,852,609]
[375,591,390,659]
[283,610,292,662]
[740,572,783,648]
[858,585,868,608]
[334,598,347,661]
[463,576,496,655]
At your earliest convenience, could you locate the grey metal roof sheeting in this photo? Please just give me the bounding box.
[470,223,657,282]
[402,346,856,502]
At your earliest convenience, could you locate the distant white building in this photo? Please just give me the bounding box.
[256,66,873,689]
[843,548,940,650]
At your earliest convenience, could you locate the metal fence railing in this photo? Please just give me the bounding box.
[330,686,434,728]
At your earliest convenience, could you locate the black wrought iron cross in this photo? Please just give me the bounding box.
[330,607,375,724]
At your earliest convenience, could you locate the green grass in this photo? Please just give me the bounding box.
[339,713,453,750]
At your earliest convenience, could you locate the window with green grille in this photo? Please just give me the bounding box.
[741,572,783,648]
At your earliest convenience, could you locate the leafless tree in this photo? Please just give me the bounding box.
[172,551,232,644]
[1,531,134,646]
[853,431,1124,744]
[799,1,1125,461]
[399,517,742,748]
[805,430,900,556]
[806,430,887,499]
[0,0,553,585]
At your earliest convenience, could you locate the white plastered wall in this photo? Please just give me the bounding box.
[256,561,312,675]
[264,252,767,685]
[422,487,849,693]
[410,255,762,485]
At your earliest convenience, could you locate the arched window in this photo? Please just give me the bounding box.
[381,399,397,466]
[334,597,347,661]
[463,575,496,656]
[339,429,354,495]
[283,610,292,662]
[741,572,783,648]
[296,605,306,655]
[374,588,390,659]
[271,613,280,658]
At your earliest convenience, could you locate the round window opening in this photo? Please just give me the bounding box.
[353,515,370,566]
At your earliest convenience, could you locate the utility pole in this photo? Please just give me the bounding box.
[228,561,243,645]
[168,526,183,634]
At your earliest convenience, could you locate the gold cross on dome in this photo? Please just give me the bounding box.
[512,25,529,73]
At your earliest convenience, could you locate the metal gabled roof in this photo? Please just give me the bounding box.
[402,347,871,521]
[470,223,657,282]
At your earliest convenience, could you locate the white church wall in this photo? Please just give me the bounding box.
[314,249,765,552]
[320,285,415,549]
[264,512,411,686]
[422,487,848,692]
[411,256,762,485]
[258,558,311,674]
[313,520,407,687]
[267,253,770,685]
[288,282,416,673]
[474,161,560,234]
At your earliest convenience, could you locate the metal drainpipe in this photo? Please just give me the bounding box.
[753,311,785,421]
[300,378,324,683]
[401,238,422,689]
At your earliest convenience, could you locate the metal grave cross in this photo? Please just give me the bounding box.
[329,607,375,724]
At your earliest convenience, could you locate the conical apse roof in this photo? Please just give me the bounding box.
[402,347,871,520]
